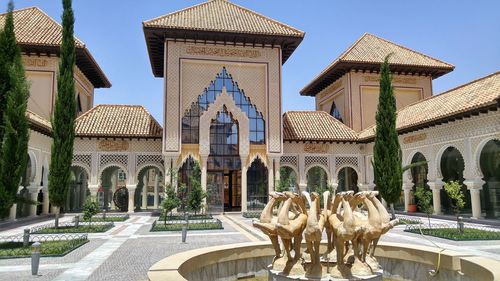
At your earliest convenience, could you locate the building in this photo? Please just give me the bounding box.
[4,0,499,220]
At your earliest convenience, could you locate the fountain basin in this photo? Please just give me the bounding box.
[148,241,500,281]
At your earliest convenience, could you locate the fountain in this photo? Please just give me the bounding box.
[253,191,398,280]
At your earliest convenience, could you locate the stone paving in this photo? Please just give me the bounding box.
[0,213,499,281]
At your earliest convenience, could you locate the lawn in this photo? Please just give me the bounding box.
[0,239,88,258]
[405,227,500,241]
[32,224,114,234]
[151,220,223,231]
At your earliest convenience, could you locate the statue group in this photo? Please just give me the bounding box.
[253,190,399,280]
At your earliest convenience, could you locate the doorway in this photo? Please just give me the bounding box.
[224,171,241,212]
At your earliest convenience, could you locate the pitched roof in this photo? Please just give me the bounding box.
[143,0,304,77]
[301,33,454,96]
[75,105,163,138]
[283,111,358,142]
[27,109,51,135]
[0,7,110,88]
[359,71,500,140]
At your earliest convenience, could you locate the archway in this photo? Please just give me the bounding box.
[410,152,429,209]
[178,156,201,212]
[100,166,128,212]
[64,166,89,212]
[279,166,298,192]
[136,166,163,210]
[307,166,328,193]
[247,158,268,211]
[479,139,500,218]
[338,166,358,193]
[440,146,470,215]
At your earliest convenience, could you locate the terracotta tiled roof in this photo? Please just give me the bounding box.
[359,71,500,140]
[0,7,110,88]
[75,105,163,138]
[27,109,51,135]
[301,33,454,96]
[143,0,304,77]
[283,111,358,142]
[143,0,304,37]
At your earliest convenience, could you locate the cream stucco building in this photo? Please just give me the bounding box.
[4,1,499,221]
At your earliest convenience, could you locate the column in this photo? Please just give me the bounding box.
[153,172,159,209]
[268,161,275,193]
[141,174,148,210]
[88,184,99,199]
[298,180,307,193]
[9,202,17,221]
[110,172,117,210]
[42,187,50,215]
[200,156,208,212]
[428,180,443,215]
[27,184,40,217]
[464,178,484,219]
[126,185,136,213]
[402,182,413,212]
[241,159,248,212]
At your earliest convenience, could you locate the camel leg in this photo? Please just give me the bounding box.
[336,239,344,266]
[370,238,379,257]
[306,241,313,263]
[362,239,371,262]
[283,238,292,261]
[270,235,281,261]
[293,235,302,260]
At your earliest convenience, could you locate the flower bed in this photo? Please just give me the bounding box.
[0,233,88,258]
[31,221,114,234]
[151,219,223,232]
[405,223,500,241]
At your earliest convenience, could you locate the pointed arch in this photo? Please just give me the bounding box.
[182,67,265,145]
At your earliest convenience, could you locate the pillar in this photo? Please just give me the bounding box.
[241,159,248,212]
[9,203,16,221]
[126,185,136,213]
[465,178,484,219]
[42,187,50,215]
[428,180,443,215]
[402,182,413,212]
[141,174,148,210]
[298,181,307,193]
[153,172,159,209]
[27,184,40,217]
[268,161,275,193]
[88,184,99,199]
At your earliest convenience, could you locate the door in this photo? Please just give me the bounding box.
[224,171,241,212]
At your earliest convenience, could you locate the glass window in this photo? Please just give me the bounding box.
[208,107,241,171]
[330,101,343,122]
[181,67,265,145]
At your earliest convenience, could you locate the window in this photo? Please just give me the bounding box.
[207,107,241,171]
[330,101,342,122]
[76,93,83,115]
[182,67,265,145]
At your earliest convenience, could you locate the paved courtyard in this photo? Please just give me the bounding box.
[0,213,499,281]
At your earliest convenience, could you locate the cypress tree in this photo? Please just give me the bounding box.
[48,0,76,221]
[373,55,402,218]
[0,0,30,219]
[0,0,18,153]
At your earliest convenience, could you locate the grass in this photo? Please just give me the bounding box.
[405,227,500,241]
[151,220,223,231]
[158,214,213,221]
[83,216,128,222]
[32,224,114,234]
[0,239,88,258]
[242,211,262,219]
[397,217,422,225]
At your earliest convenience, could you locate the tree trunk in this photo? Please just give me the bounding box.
[54,207,60,228]
[390,203,396,219]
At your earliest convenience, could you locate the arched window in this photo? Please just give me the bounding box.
[330,101,342,122]
[207,107,241,171]
[182,67,265,144]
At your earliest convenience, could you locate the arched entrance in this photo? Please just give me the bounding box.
[206,108,241,212]
[247,158,268,211]
[279,166,298,192]
[440,147,471,215]
[410,153,429,208]
[64,166,89,212]
[100,166,128,212]
[338,167,358,193]
[307,166,328,193]
[480,139,500,218]
[136,166,163,210]
[178,156,201,212]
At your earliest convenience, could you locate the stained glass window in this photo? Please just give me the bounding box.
[182,67,265,145]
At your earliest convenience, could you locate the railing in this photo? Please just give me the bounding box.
[0,233,88,258]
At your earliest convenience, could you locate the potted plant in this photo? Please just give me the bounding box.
[407,190,417,212]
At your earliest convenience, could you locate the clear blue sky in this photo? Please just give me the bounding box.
[13,0,500,124]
